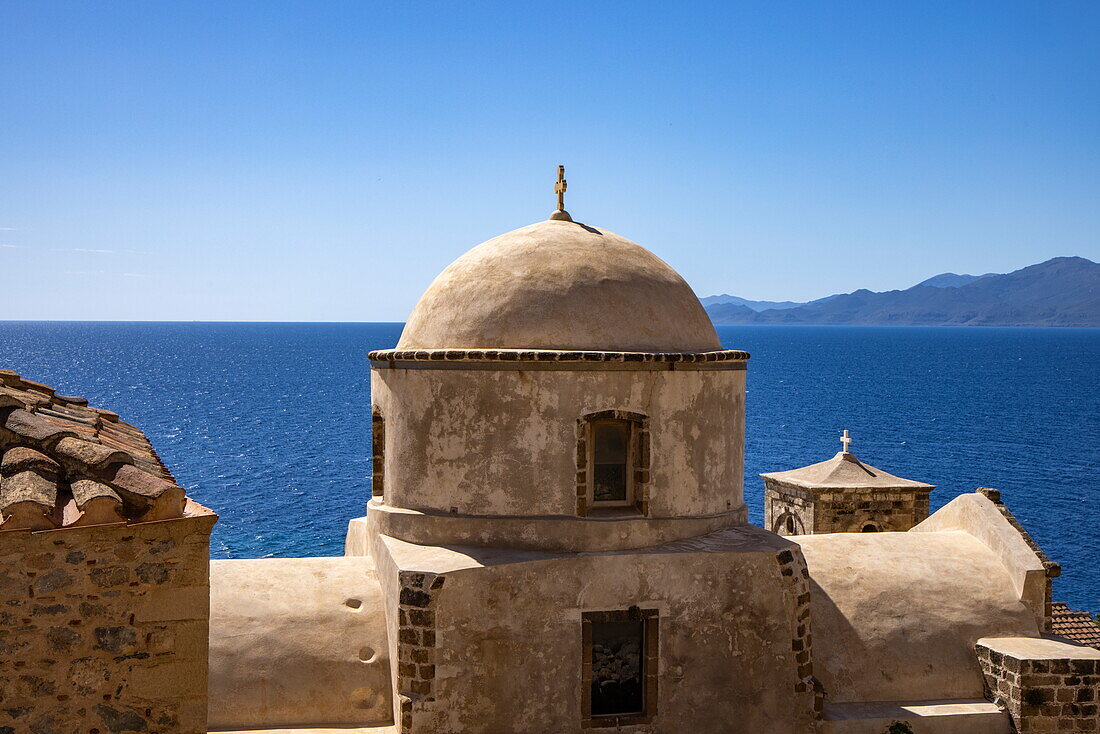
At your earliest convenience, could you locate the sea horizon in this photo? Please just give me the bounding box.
[1,321,1096,613]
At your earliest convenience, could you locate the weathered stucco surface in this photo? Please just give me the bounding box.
[820,699,1010,734]
[396,219,721,353]
[912,491,1050,628]
[0,509,215,734]
[798,529,1039,703]
[372,367,745,525]
[371,527,818,734]
[208,557,392,729]
[360,498,747,553]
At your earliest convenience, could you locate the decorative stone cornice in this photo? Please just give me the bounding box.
[369,348,750,366]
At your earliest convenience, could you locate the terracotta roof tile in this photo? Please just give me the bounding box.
[0,470,59,530]
[1050,602,1100,649]
[0,369,201,531]
[1,446,59,475]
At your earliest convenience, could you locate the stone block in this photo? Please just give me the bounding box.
[134,586,207,622]
[130,660,206,698]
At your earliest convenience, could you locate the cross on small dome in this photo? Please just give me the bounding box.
[549,164,573,221]
[840,429,853,454]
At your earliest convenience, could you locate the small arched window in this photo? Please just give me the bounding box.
[772,511,804,536]
[576,410,649,517]
[861,523,878,533]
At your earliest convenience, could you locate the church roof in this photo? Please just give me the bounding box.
[760,450,934,491]
[396,218,722,353]
[1050,602,1100,649]
[0,368,205,530]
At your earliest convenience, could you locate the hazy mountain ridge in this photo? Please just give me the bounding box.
[915,272,996,289]
[705,257,1100,326]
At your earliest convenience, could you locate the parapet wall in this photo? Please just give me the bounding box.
[913,489,1058,632]
[0,508,215,733]
[977,636,1100,732]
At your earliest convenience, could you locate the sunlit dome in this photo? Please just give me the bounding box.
[396,218,721,352]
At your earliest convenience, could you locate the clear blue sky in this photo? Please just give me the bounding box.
[2,1,1098,320]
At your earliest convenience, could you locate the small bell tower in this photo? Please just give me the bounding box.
[762,431,934,535]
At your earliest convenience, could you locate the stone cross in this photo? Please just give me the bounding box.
[840,429,852,453]
[555,165,567,211]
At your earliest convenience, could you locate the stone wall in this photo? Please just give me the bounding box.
[764,480,929,535]
[0,510,215,734]
[976,636,1100,732]
[812,488,930,533]
[396,570,445,734]
[764,484,812,535]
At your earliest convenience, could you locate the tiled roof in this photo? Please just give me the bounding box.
[0,368,192,530]
[1051,602,1100,649]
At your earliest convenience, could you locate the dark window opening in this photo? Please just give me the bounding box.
[592,421,630,504]
[786,515,796,534]
[861,523,878,532]
[371,408,385,498]
[582,609,657,726]
[576,410,649,518]
[591,619,645,717]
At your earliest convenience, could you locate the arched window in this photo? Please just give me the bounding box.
[371,407,385,499]
[861,523,878,533]
[576,410,649,517]
[772,511,804,536]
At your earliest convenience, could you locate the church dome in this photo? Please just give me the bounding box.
[397,219,722,352]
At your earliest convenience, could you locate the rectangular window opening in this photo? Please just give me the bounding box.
[591,420,632,506]
[591,619,645,717]
[583,609,657,726]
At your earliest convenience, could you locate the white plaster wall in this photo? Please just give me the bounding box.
[912,492,1049,627]
[207,557,393,729]
[372,366,745,519]
[798,531,1039,704]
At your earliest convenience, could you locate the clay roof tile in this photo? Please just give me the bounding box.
[99,462,185,521]
[3,408,78,445]
[0,370,200,530]
[1050,602,1100,649]
[53,436,134,471]
[0,470,60,530]
[68,479,125,526]
[1,447,60,476]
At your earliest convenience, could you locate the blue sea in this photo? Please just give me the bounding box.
[1,323,1096,612]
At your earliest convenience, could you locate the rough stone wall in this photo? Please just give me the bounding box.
[764,483,812,535]
[0,514,214,734]
[776,547,824,719]
[813,489,930,533]
[976,641,1100,733]
[371,408,385,499]
[764,481,929,535]
[397,570,444,734]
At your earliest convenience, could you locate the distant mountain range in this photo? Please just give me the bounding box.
[704,257,1100,326]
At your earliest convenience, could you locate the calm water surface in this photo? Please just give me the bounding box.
[0,322,1096,612]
